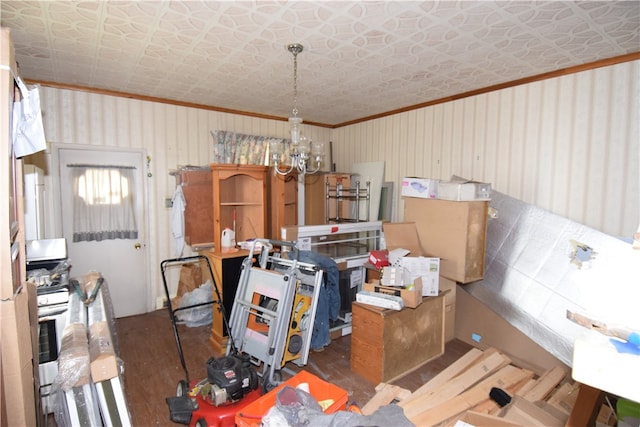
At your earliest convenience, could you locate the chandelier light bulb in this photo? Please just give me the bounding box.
[289,116,302,146]
[312,141,324,157]
[297,136,311,155]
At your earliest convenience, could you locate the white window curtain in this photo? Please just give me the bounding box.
[69,164,138,242]
[211,130,289,165]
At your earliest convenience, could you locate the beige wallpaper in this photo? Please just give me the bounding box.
[333,60,639,239]
[35,59,639,308]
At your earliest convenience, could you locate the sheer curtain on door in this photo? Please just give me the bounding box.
[68,164,138,242]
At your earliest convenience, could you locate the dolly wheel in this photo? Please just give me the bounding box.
[262,370,282,393]
[195,419,207,427]
[176,380,189,397]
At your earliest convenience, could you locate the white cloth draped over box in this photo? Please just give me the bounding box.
[171,184,186,258]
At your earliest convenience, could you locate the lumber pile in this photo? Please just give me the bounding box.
[363,347,616,426]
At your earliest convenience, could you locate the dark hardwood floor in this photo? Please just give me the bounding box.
[114,309,472,426]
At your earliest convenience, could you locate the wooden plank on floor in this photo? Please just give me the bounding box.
[401,350,510,419]
[398,347,484,408]
[409,365,531,426]
[362,383,410,415]
[546,382,579,415]
[469,369,535,415]
[520,365,569,402]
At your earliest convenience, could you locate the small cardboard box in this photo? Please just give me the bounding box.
[363,280,423,308]
[401,177,439,199]
[382,222,440,295]
[89,321,119,382]
[368,250,389,269]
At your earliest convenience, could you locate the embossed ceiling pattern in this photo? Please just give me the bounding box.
[1,1,638,125]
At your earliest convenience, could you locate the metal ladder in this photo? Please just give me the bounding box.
[225,239,323,391]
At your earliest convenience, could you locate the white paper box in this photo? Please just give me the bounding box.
[400,256,440,296]
[380,266,411,287]
[438,180,491,201]
[401,177,438,199]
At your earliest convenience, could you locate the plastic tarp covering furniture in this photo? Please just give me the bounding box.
[464,191,640,367]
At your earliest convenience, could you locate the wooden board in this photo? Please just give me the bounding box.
[408,365,532,426]
[520,365,568,402]
[361,383,410,416]
[400,350,510,419]
[399,347,483,407]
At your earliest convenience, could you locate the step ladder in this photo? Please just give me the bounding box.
[226,239,323,391]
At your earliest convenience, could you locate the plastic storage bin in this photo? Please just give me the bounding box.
[235,370,348,427]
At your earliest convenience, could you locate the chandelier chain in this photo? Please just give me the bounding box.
[288,43,303,118]
[292,50,298,117]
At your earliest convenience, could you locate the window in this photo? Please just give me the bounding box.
[69,165,138,242]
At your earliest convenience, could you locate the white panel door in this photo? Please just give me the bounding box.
[58,147,149,318]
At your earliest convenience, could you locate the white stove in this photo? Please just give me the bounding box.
[26,238,71,415]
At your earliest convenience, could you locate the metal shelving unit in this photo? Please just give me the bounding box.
[325,180,371,223]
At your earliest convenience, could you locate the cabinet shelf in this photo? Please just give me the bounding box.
[220,202,263,206]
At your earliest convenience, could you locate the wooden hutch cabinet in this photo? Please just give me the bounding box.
[206,164,268,353]
[210,164,268,252]
[268,168,298,239]
[173,166,214,246]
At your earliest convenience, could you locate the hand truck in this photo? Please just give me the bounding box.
[225,239,324,392]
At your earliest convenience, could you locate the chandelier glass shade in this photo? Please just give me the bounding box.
[271,43,323,176]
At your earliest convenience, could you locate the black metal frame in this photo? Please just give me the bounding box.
[160,255,230,382]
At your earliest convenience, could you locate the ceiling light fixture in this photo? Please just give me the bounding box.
[270,43,323,176]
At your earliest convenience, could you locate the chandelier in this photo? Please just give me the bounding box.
[270,43,323,176]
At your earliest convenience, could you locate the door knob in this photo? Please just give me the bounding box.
[134,243,141,250]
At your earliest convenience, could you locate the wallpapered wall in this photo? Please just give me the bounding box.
[35,59,639,310]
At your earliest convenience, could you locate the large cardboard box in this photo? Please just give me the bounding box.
[403,198,488,283]
[351,293,445,384]
[1,289,37,427]
[454,285,563,375]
